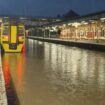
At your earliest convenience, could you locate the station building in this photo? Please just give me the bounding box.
[28,10,105,43]
[59,10,105,41]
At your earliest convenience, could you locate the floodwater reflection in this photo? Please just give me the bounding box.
[2,39,105,105]
[44,41,105,105]
[2,53,25,105]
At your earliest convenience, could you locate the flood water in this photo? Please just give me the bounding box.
[2,39,105,105]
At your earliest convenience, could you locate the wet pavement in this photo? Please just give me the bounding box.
[2,39,105,105]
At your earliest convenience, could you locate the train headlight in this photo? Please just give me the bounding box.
[18,36,24,40]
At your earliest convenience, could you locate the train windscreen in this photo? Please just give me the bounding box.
[3,26,10,35]
[17,27,24,36]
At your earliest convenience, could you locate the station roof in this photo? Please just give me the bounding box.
[41,10,105,27]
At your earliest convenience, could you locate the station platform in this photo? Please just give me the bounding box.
[0,52,8,105]
[27,36,105,52]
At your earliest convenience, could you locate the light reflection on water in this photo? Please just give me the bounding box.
[2,53,25,105]
[44,41,105,105]
[2,39,105,105]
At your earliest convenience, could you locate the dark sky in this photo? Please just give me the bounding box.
[0,0,105,17]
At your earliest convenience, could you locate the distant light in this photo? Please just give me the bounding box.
[55,19,61,21]
[39,41,43,45]
[68,23,72,25]
[50,26,58,32]
[4,17,9,19]
[45,27,50,29]
[63,24,66,27]
[100,17,105,21]
[83,22,88,25]
[72,22,80,27]
[52,26,56,30]
[89,20,95,23]
[81,21,85,23]
[0,18,2,22]
[50,30,54,32]
[42,19,47,21]
[20,17,27,20]
[81,21,88,25]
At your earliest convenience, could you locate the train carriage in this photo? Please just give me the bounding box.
[1,22,25,52]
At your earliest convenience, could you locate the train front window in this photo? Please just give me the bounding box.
[17,27,24,36]
[3,26,10,35]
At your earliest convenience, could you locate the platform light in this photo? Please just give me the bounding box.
[68,23,72,25]
[52,26,57,31]
[63,24,66,27]
[89,20,95,23]
[39,41,43,45]
[81,21,87,24]
[49,30,54,32]
[81,21,85,23]
[45,27,50,29]
[80,21,88,25]
[72,22,80,27]
[52,25,57,28]
[59,25,63,28]
[83,22,88,25]
[100,18,105,22]
[100,17,105,20]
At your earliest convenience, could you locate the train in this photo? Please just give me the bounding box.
[0,21,25,52]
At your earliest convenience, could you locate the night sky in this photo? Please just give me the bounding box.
[0,0,105,17]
